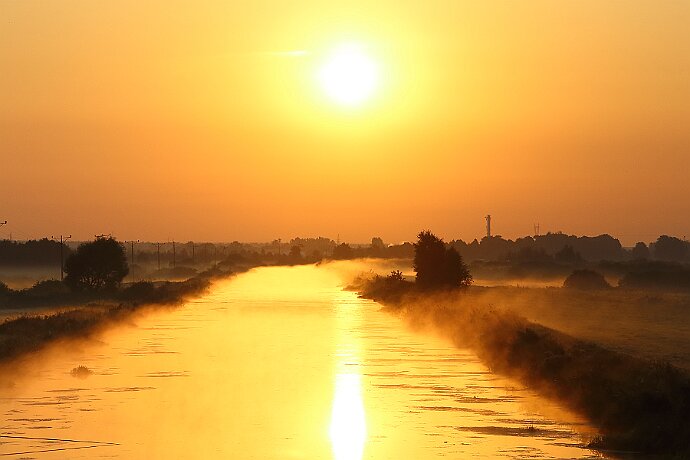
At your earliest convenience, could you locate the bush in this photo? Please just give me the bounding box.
[24,279,70,297]
[358,270,412,303]
[563,269,611,290]
[118,281,157,302]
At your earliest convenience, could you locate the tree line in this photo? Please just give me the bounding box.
[2,233,689,270]
[452,234,690,263]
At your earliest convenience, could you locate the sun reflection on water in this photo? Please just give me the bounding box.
[329,373,366,460]
[329,291,367,460]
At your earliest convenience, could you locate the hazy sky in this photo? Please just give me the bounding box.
[1,1,689,245]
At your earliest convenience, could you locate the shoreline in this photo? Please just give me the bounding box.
[0,265,249,366]
[356,280,690,456]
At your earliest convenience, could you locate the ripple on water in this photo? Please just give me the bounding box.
[140,371,189,378]
[0,266,602,459]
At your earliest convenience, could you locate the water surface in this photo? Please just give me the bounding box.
[1,265,602,458]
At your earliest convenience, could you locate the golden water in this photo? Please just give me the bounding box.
[0,265,602,458]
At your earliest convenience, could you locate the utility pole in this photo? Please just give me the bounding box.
[1,221,7,241]
[52,234,72,281]
[157,242,162,270]
[485,215,491,238]
[191,242,195,265]
[172,240,176,268]
[127,240,139,265]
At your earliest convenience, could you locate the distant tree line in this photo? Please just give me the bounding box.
[2,234,689,273]
[451,234,690,264]
[0,239,72,267]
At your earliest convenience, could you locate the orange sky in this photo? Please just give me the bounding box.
[1,1,689,245]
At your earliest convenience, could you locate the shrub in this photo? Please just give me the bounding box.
[563,269,611,290]
[118,281,157,302]
[25,279,70,297]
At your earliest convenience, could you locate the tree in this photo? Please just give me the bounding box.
[64,237,129,291]
[652,235,688,262]
[631,242,650,260]
[332,243,354,260]
[443,245,473,287]
[288,245,303,262]
[554,245,583,265]
[413,230,472,289]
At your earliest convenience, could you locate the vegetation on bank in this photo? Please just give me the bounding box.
[3,232,690,292]
[354,230,690,456]
[0,237,251,364]
[0,272,221,364]
[0,237,225,309]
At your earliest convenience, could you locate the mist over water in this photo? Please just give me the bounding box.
[1,264,600,458]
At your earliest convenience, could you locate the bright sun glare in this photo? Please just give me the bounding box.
[318,43,379,107]
[330,373,366,460]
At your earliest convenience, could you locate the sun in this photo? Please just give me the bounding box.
[318,43,379,107]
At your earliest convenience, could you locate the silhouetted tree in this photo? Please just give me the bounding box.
[555,245,583,265]
[443,246,473,287]
[288,245,303,262]
[64,237,129,291]
[0,238,72,267]
[509,246,552,264]
[631,242,650,260]
[332,243,354,260]
[652,235,688,262]
[371,237,385,249]
[563,269,611,290]
[413,230,472,289]
[308,249,323,263]
[386,241,414,258]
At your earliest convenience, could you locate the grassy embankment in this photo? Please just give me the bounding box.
[0,267,235,364]
[356,274,690,456]
[468,286,690,371]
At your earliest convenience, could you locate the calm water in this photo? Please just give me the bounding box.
[0,265,602,459]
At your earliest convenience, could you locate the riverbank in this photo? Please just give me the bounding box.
[0,267,237,364]
[356,276,690,456]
